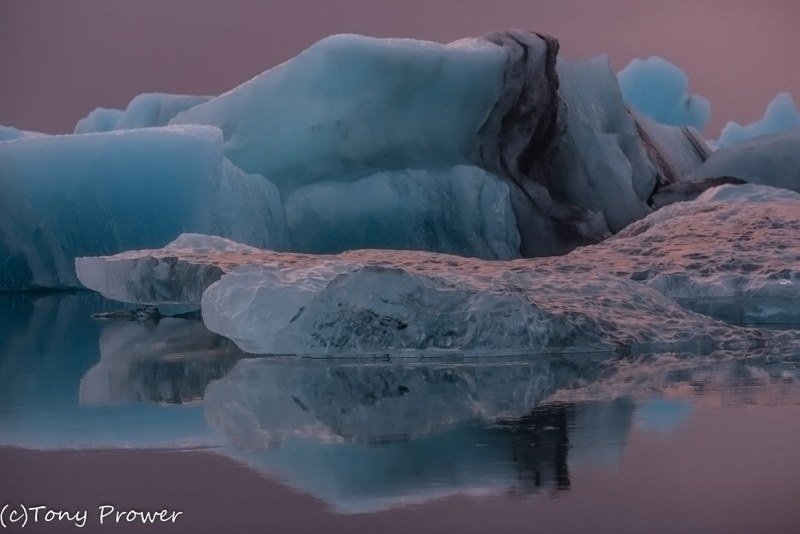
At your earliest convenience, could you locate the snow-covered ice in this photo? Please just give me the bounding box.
[617,56,711,130]
[0,126,287,290]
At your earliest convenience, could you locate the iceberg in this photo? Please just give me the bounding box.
[170,31,708,257]
[717,92,800,147]
[77,182,800,354]
[617,56,711,130]
[0,125,287,291]
[74,93,212,133]
[1,30,717,284]
[689,130,800,194]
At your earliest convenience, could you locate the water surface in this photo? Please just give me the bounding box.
[1,292,799,533]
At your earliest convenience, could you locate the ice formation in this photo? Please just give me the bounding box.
[0,125,287,290]
[74,93,212,134]
[617,56,711,130]
[689,130,800,193]
[171,31,709,257]
[716,92,800,147]
[78,181,800,356]
[1,30,721,290]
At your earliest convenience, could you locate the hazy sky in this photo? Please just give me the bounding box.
[1,0,798,135]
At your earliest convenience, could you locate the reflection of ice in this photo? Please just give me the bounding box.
[204,356,636,512]
[2,292,799,512]
[220,400,635,514]
[0,293,223,449]
[80,317,247,405]
[203,356,612,445]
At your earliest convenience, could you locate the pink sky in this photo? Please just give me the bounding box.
[1,0,798,135]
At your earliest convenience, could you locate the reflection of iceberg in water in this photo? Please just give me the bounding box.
[80,317,247,405]
[0,293,224,449]
[2,292,799,512]
[219,399,635,514]
[204,357,636,512]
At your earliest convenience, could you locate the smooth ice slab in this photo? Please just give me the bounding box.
[689,130,800,194]
[617,56,711,130]
[716,93,800,148]
[75,93,212,133]
[0,126,287,290]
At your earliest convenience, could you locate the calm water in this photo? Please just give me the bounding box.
[1,292,799,533]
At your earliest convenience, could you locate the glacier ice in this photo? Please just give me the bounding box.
[78,182,800,355]
[0,126,287,290]
[617,56,711,130]
[170,31,709,257]
[717,92,800,147]
[74,93,212,134]
[284,165,520,258]
[171,34,508,190]
[689,130,800,194]
[2,30,717,283]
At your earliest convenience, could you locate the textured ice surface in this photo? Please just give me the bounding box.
[617,56,711,130]
[284,165,519,258]
[169,31,707,258]
[717,93,800,147]
[0,126,287,290]
[172,34,507,190]
[75,93,212,134]
[76,234,272,306]
[689,130,800,194]
[631,111,710,187]
[79,184,800,354]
